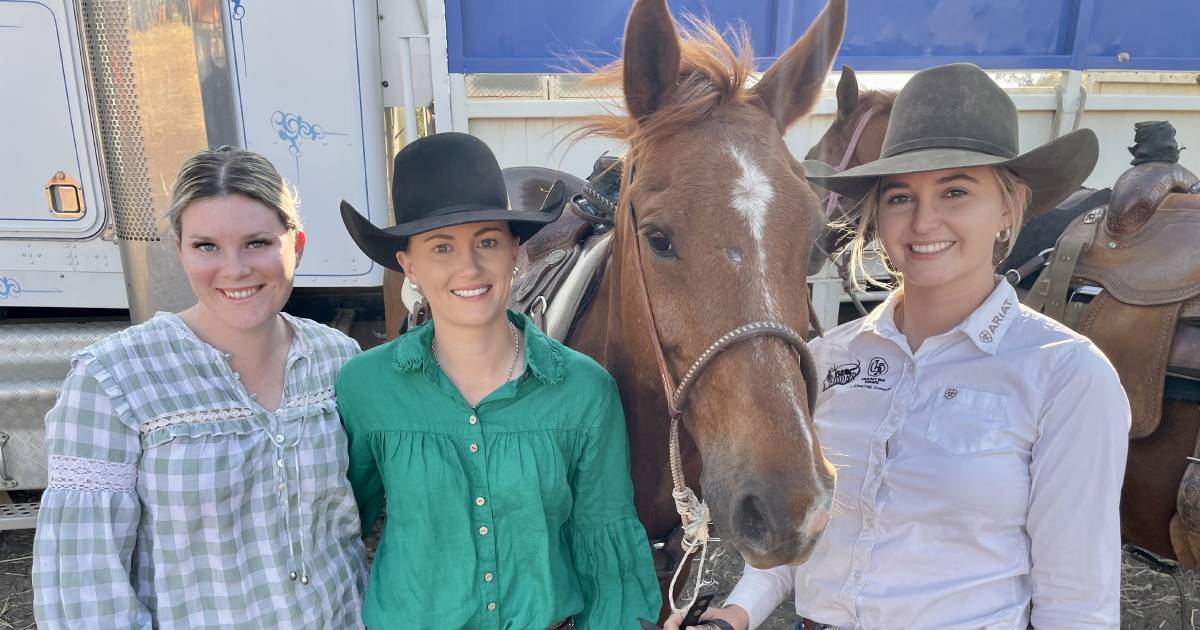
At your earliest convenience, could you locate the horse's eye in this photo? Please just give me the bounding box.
[645,229,676,258]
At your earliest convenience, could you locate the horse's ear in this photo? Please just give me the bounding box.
[751,0,846,132]
[836,65,858,120]
[622,0,681,121]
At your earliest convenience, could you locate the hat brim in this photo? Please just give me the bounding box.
[340,179,567,272]
[805,128,1099,219]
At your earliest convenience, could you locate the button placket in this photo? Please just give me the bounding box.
[467,409,499,615]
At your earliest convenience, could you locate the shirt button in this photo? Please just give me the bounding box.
[275,434,285,444]
[469,443,479,453]
[479,525,489,536]
[866,518,875,528]
[469,415,478,425]
[853,570,863,581]
[475,496,486,506]
[278,482,287,492]
[484,572,494,582]
[487,602,497,611]
[277,459,284,468]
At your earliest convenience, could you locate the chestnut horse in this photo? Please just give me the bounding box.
[805,67,1200,568]
[567,0,845,614]
[803,66,893,276]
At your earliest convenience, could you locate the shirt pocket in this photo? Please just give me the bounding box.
[926,386,1010,455]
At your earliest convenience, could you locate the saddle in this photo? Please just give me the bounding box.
[403,157,619,342]
[1026,164,1200,438]
[1025,121,1200,564]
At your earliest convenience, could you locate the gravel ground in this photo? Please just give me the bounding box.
[3,495,1198,629]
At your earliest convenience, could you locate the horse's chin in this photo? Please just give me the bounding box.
[731,533,820,570]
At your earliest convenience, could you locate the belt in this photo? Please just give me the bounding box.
[548,618,575,630]
[798,619,841,630]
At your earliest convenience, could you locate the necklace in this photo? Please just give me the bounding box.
[431,321,521,386]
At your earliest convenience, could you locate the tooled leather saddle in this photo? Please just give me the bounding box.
[1026,121,1200,563]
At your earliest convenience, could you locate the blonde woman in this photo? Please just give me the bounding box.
[33,147,367,629]
[678,64,1130,630]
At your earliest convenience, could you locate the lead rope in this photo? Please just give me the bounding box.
[667,413,713,616]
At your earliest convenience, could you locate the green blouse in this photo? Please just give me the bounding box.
[336,312,660,629]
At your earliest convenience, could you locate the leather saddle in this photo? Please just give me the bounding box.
[1025,140,1200,565]
[403,156,619,342]
[1027,160,1200,439]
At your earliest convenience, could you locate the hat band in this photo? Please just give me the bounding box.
[884,136,1016,160]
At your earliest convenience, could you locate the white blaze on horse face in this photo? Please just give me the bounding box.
[729,146,815,456]
[729,147,774,247]
[728,146,781,318]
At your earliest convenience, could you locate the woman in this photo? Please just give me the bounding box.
[33,147,367,628]
[674,64,1130,629]
[337,132,660,629]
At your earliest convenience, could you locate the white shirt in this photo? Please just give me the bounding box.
[726,279,1130,629]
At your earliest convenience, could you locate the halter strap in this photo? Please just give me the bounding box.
[823,107,879,220]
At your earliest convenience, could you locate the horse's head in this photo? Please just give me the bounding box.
[591,0,845,568]
[803,66,893,271]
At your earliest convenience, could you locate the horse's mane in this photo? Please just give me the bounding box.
[574,16,755,153]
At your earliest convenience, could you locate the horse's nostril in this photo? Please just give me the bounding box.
[735,493,769,542]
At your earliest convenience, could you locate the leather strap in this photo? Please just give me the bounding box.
[1024,216,1097,319]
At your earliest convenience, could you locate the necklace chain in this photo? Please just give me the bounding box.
[431,321,521,389]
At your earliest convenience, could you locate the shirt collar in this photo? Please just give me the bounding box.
[958,277,1020,354]
[392,310,565,385]
[856,276,1019,355]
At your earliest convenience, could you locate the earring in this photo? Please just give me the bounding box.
[512,266,519,278]
[996,225,1012,243]
[411,282,422,295]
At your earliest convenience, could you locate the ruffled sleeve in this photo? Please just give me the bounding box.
[566,377,662,629]
[33,355,151,629]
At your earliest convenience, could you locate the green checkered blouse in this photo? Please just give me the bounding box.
[32,312,368,629]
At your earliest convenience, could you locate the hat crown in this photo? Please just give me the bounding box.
[881,64,1019,160]
[391,132,509,225]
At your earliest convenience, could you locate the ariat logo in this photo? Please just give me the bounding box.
[944,388,959,399]
[823,360,861,391]
[978,299,1013,344]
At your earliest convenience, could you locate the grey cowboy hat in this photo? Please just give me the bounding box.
[340,132,566,272]
[805,63,1099,218]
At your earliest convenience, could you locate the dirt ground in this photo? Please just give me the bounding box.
[2,495,1200,630]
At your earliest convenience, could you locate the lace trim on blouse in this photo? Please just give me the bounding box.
[286,388,334,408]
[139,407,255,434]
[135,390,334,434]
[47,454,137,492]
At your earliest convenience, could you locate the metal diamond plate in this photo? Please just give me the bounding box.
[1,426,52,490]
[0,321,128,490]
[0,321,127,379]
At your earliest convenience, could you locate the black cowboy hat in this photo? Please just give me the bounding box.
[805,63,1099,218]
[340,132,566,272]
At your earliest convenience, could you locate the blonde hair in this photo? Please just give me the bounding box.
[844,167,1031,290]
[165,146,302,240]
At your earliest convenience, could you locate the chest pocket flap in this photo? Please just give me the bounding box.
[927,386,1010,454]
